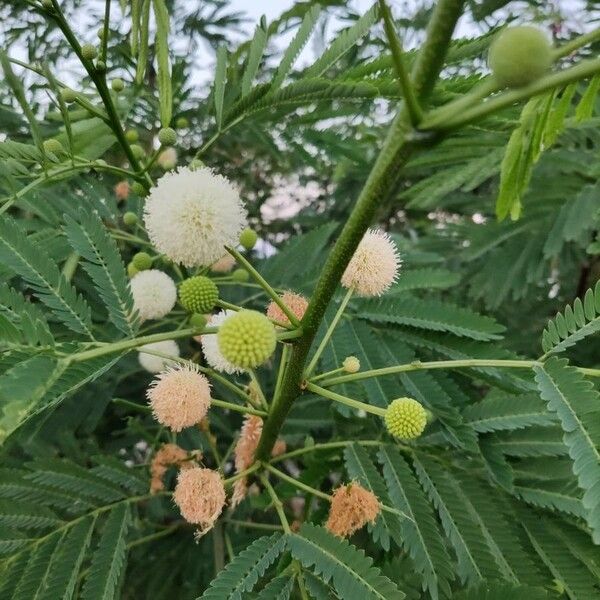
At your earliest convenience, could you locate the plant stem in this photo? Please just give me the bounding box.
[270,440,390,464]
[263,463,331,502]
[211,398,267,417]
[309,366,346,383]
[553,27,600,60]
[305,382,387,417]
[273,344,290,402]
[304,287,353,378]
[320,358,540,386]
[259,473,291,534]
[224,518,283,532]
[248,369,269,411]
[254,0,466,463]
[379,0,422,126]
[225,246,301,328]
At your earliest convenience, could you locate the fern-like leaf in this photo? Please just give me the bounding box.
[241,18,268,97]
[287,523,405,600]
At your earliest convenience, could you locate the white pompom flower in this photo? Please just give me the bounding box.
[138,340,180,373]
[201,310,243,374]
[143,166,247,267]
[130,269,177,320]
[341,229,401,296]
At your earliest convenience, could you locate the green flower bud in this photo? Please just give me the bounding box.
[111,78,124,92]
[123,211,138,227]
[95,60,106,72]
[158,127,177,146]
[127,262,139,278]
[131,181,147,196]
[384,398,427,440]
[189,313,207,330]
[239,228,258,250]
[125,129,139,143]
[179,276,219,313]
[43,138,64,155]
[97,27,104,39]
[176,116,189,129]
[132,252,153,271]
[60,88,77,103]
[130,144,145,159]
[217,310,277,368]
[488,26,553,88]
[189,158,204,170]
[41,0,53,10]
[81,44,98,61]
[232,268,249,283]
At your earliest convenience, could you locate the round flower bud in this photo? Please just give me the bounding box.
[218,310,277,369]
[60,88,77,103]
[81,44,98,60]
[130,144,145,159]
[173,467,225,534]
[41,0,53,10]
[179,276,219,314]
[95,60,106,72]
[189,313,207,330]
[130,269,177,321]
[158,127,177,146]
[176,116,189,129]
[157,147,177,170]
[342,229,401,297]
[43,139,64,155]
[114,180,130,201]
[266,291,308,326]
[131,181,147,197]
[138,340,180,373]
[123,211,138,227]
[232,268,249,282]
[127,262,138,278]
[343,356,360,373]
[132,251,152,271]
[96,27,104,40]
[488,26,552,88]
[125,129,139,143]
[111,78,124,92]
[189,158,204,170]
[384,397,427,440]
[239,227,258,250]
[147,364,211,431]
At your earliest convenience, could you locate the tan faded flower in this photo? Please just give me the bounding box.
[150,443,198,494]
[210,253,236,273]
[266,291,308,326]
[231,415,263,507]
[173,467,226,535]
[326,482,380,538]
[114,180,130,201]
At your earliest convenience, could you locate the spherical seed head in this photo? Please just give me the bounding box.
[179,276,219,313]
[138,340,180,373]
[127,262,138,278]
[125,129,139,143]
[239,227,258,250]
[201,310,243,374]
[266,291,308,326]
[147,364,211,431]
[60,88,77,103]
[81,44,98,60]
[158,127,177,146]
[385,397,427,439]
[123,211,138,227]
[343,356,360,373]
[130,144,145,159]
[218,310,277,369]
[130,269,177,320]
[326,482,380,538]
[176,116,189,129]
[488,26,552,88]
[232,268,249,282]
[43,139,63,155]
[114,180,130,201]
[210,254,236,273]
[95,60,106,72]
[132,252,153,271]
[342,229,401,296]
[111,78,124,92]
[144,166,247,267]
[157,147,177,170]
[173,467,225,533]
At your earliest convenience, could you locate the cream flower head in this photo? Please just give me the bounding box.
[138,340,180,373]
[200,310,243,374]
[130,269,177,320]
[341,229,401,296]
[146,364,211,431]
[173,467,226,535]
[143,166,247,267]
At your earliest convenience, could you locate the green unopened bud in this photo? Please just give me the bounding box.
[130,144,145,159]
[239,228,258,250]
[41,0,53,10]
[60,88,77,103]
[125,129,139,143]
[127,262,139,278]
[81,44,98,60]
[176,116,189,129]
[111,78,124,92]
[97,27,104,39]
[132,252,152,270]
[123,212,138,227]
[190,313,207,330]
[43,139,64,155]
[232,268,249,283]
[189,158,204,170]
[179,276,219,313]
[158,127,177,146]
[95,60,106,72]
[131,181,147,196]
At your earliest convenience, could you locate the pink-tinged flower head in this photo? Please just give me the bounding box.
[266,291,308,326]
[150,443,197,494]
[210,254,236,273]
[146,364,211,432]
[341,229,401,296]
[326,482,380,538]
[173,467,225,535]
[231,415,263,507]
[114,180,130,201]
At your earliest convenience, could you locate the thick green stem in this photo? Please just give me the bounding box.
[254,0,466,462]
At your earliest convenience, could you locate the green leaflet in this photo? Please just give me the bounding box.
[199,533,285,599]
[0,216,93,339]
[63,208,138,338]
[533,357,600,543]
[241,17,268,97]
[453,582,549,600]
[152,0,172,127]
[213,46,227,129]
[541,281,600,355]
[377,446,453,599]
[287,523,404,600]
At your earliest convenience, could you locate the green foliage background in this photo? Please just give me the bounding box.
[0,1,599,598]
